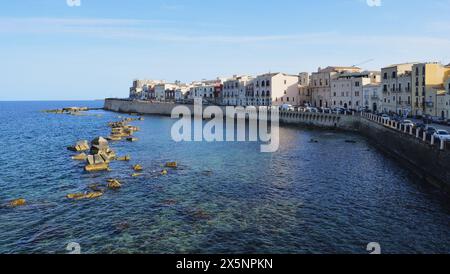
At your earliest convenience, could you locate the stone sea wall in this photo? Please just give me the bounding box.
[104,98,450,192]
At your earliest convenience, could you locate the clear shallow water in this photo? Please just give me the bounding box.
[0,101,449,254]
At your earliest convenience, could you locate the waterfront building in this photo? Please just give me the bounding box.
[381,63,415,116]
[435,86,450,120]
[310,66,361,108]
[298,72,311,106]
[330,71,380,110]
[188,78,224,104]
[246,72,299,107]
[222,75,253,106]
[129,79,164,100]
[175,85,191,102]
[154,83,180,102]
[362,83,383,112]
[411,62,450,117]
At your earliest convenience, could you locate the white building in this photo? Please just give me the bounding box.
[154,83,179,102]
[363,83,382,112]
[310,66,361,108]
[222,75,253,106]
[129,79,164,100]
[245,72,299,107]
[330,71,380,110]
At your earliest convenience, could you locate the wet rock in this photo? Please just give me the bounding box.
[131,173,142,177]
[191,209,211,221]
[67,140,90,152]
[126,137,138,142]
[133,164,143,171]
[107,135,122,141]
[115,221,130,232]
[117,155,131,161]
[107,179,122,190]
[9,198,26,207]
[161,169,168,176]
[67,192,103,200]
[85,163,109,172]
[71,153,87,161]
[162,199,177,206]
[165,162,177,168]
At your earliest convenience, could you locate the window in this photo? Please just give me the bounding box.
[266,80,270,87]
[355,82,360,87]
[383,73,388,80]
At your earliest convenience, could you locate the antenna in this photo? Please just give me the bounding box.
[353,59,374,68]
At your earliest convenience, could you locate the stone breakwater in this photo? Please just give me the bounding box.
[104,99,450,192]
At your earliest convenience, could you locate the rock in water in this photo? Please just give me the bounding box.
[9,199,26,207]
[107,179,122,190]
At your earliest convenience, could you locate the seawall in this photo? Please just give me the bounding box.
[104,98,450,192]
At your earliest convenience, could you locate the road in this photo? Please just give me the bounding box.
[409,118,450,132]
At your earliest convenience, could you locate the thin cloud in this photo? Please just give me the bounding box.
[1,17,450,49]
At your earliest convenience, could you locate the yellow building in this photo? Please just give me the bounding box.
[436,77,450,119]
[411,63,450,117]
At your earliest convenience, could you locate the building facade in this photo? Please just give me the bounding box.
[330,71,380,110]
[298,72,311,106]
[246,73,299,107]
[381,63,415,116]
[129,79,164,100]
[363,84,382,112]
[411,63,450,117]
[310,66,361,108]
[222,75,253,106]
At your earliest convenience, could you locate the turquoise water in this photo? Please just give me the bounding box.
[0,101,449,254]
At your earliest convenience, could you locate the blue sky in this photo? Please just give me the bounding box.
[1,0,450,100]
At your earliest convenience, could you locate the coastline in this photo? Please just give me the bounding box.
[104,98,450,194]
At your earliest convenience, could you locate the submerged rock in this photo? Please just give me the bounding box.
[67,192,103,200]
[66,192,103,200]
[117,155,131,161]
[9,198,26,208]
[165,162,178,168]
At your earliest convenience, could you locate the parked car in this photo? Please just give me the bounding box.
[433,130,450,141]
[280,104,294,111]
[436,117,448,125]
[401,120,415,128]
[426,126,437,135]
[332,107,345,114]
[415,123,426,130]
[305,107,318,113]
[381,114,391,122]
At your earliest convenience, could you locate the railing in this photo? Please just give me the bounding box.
[360,112,448,151]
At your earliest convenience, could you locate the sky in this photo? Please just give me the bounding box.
[1,0,450,100]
